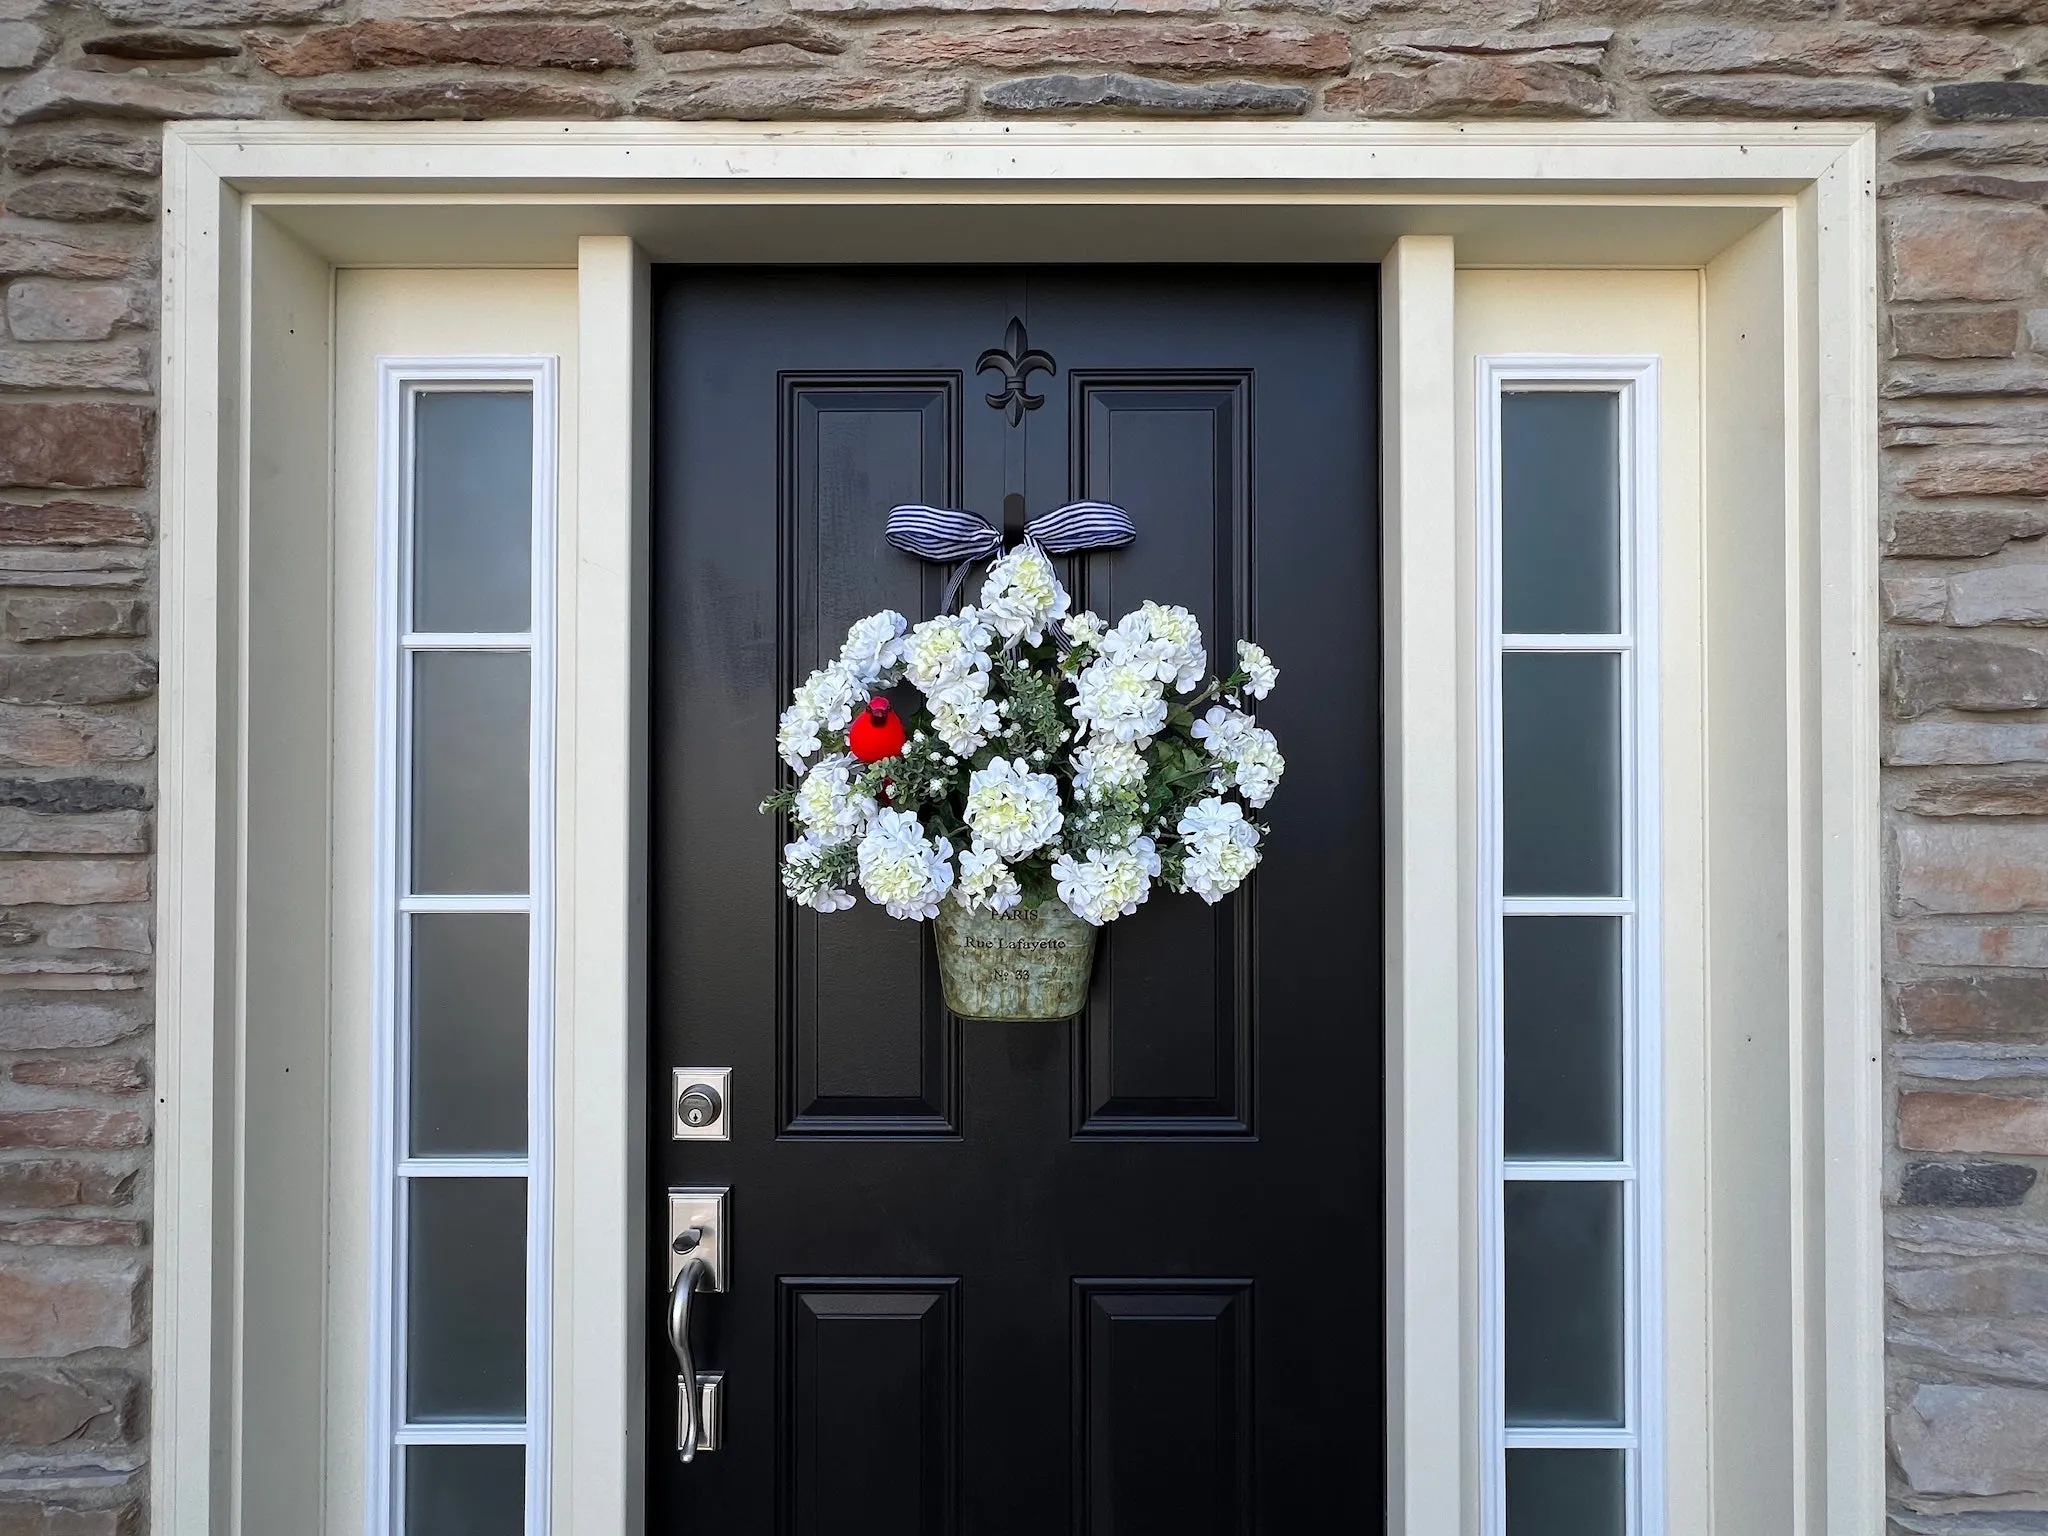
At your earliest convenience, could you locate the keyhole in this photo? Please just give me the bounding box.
[678,1082,722,1130]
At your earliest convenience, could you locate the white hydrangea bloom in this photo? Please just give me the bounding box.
[837,610,908,687]
[955,846,1023,914]
[1072,739,1146,798]
[781,834,855,913]
[777,663,863,770]
[856,810,955,920]
[1071,657,1169,746]
[964,756,1065,859]
[1103,601,1206,694]
[776,711,824,771]
[794,753,877,843]
[932,694,1001,755]
[1063,609,1107,649]
[904,611,995,705]
[1052,835,1161,926]
[1228,727,1285,809]
[1176,797,1261,904]
[978,542,1071,646]
[1235,639,1278,700]
[1191,705,1257,759]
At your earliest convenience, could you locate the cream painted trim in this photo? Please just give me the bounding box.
[557,235,652,1535]
[153,121,1882,1536]
[161,118,1864,188]
[1382,234,1473,1536]
[1812,132,1884,1536]
[156,123,235,1536]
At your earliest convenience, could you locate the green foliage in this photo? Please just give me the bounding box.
[782,835,857,893]
[1063,784,1144,856]
[995,649,1066,756]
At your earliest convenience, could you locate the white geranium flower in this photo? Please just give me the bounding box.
[932,693,1001,755]
[1072,739,1146,798]
[1071,657,1169,746]
[904,611,995,703]
[781,834,855,912]
[1052,835,1161,925]
[1063,610,1107,649]
[955,847,1023,914]
[1192,705,1257,759]
[838,610,908,687]
[1176,797,1261,903]
[794,753,878,843]
[1235,639,1278,700]
[965,756,1065,859]
[856,809,955,920]
[776,663,863,770]
[1103,601,1206,694]
[979,542,1071,645]
[1229,727,1285,808]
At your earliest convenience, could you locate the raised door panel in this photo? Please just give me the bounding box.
[782,381,961,1135]
[780,1281,961,1536]
[1070,378,1254,1136]
[1074,1282,1253,1536]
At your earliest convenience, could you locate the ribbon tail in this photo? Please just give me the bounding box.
[938,557,981,615]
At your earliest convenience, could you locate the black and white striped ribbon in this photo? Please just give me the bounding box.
[886,500,1135,616]
[884,503,1004,564]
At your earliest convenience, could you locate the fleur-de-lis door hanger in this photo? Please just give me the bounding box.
[977,316,1055,427]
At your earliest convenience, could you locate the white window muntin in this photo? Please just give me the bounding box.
[1476,356,1664,1536]
[370,358,559,1536]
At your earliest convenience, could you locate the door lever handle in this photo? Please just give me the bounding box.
[667,1254,709,1464]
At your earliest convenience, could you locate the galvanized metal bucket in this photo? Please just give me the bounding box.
[933,899,1097,1022]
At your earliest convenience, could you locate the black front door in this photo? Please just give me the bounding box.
[650,268,1382,1533]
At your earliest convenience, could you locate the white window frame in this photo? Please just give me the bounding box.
[369,357,561,1536]
[1475,357,1663,1535]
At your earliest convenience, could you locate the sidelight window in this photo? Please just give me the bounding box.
[370,363,557,1536]
[1478,362,1662,1536]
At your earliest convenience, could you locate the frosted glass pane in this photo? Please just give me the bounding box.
[411,651,529,895]
[1503,652,1621,897]
[1505,1181,1624,1426]
[1501,390,1621,635]
[413,391,532,634]
[1507,1449,1625,1536]
[1504,916,1623,1160]
[410,913,527,1157]
[406,1177,526,1423]
[405,1444,524,1536]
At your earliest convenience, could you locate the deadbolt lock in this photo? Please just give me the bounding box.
[679,1083,722,1128]
[672,1067,732,1141]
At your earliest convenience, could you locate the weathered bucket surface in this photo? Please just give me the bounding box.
[933,899,1097,1021]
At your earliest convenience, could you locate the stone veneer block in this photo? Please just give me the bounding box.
[1899,1159,2040,1206]
[1899,823,2048,913]
[1892,1382,2048,1495]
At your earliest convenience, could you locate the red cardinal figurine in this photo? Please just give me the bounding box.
[848,696,907,763]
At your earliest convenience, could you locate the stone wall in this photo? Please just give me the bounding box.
[0,0,2040,1529]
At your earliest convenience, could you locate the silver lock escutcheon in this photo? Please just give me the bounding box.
[672,1067,732,1141]
[668,1187,729,1462]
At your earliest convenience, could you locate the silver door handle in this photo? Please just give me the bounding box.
[667,1249,709,1464]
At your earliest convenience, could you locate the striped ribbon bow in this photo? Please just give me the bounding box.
[885,500,1135,615]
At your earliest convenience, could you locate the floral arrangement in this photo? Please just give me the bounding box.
[762,543,1283,927]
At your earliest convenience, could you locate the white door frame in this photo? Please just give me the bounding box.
[153,120,1879,1536]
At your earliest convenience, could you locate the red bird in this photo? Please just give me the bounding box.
[848,696,907,763]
